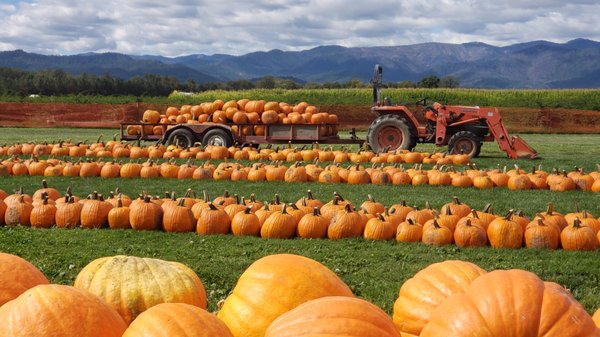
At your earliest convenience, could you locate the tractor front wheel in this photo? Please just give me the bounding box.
[367,115,416,152]
[448,131,482,157]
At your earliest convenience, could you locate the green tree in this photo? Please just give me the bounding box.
[255,76,276,89]
[418,75,440,88]
[439,76,460,88]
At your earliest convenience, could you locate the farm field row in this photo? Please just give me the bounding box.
[1,127,600,169]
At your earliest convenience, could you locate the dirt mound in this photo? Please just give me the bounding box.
[0,102,598,133]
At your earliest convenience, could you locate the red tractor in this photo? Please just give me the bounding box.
[367,64,538,158]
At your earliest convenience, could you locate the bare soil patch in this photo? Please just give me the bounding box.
[0,102,598,133]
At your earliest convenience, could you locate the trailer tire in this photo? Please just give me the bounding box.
[202,128,233,148]
[367,114,416,152]
[448,131,482,157]
[166,128,195,148]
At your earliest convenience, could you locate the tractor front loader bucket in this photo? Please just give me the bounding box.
[509,135,539,159]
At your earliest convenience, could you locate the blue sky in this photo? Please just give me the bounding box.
[0,0,599,56]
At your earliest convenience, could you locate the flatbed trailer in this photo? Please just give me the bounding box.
[120,122,365,148]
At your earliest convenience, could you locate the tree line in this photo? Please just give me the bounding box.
[0,67,460,97]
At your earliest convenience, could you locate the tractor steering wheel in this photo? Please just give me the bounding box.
[415,97,429,106]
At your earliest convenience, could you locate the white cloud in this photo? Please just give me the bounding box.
[0,0,598,56]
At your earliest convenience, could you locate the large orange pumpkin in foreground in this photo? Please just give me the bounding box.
[265,296,401,337]
[74,255,206,324]
[392,260,486,335]
[217,253,353,337]
[420,269,600,337]
[123,303,233,337]
[0,284,126,337]
[0,252,49,306]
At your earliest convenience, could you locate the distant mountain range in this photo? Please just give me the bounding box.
[1,39,600,88]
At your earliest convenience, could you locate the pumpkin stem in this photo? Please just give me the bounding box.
[376,213,385,221]
[444,207,453,216]
[482,203,493,214]
[546,202,554,216]
[117,194,123,208]
[432,219,441,229]
[582,210,588,219]
[333,191,345,202]
[504,209,514,220]
[407,218,415,225]
[425,201,432,210]
[177,198,186,207]
[452,196,461,205]
[244,206,253,214]
[203,190,209,203]
[573,216,581,228]
[465,218,472,226]
[313,207,321,216]
[307,189,315,200]
[368,194,376,202]
[537,218,545,226]
[208,202,218,211]
[344,203,352,213]
[471,209,479,219]
[281,203,288,214]
[573,202,580,213]
[41,179,49,189]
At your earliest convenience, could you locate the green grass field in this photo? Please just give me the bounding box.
[1,127,600,315]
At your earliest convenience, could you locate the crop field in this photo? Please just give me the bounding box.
[1,125,600,320]
[3,87,600,109]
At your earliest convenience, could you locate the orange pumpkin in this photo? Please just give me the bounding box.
[420,269,599,337]
[487,210,523,249]
[393,260,486,335]
[265,296,401,337]
[0,253,49,307]
[217,254,353,337]
[123,303,234,337]
[0,284,126,337]
[261,204,297,239]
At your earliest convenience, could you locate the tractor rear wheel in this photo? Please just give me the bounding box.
[367,114,416,152]
[448,131,482,157]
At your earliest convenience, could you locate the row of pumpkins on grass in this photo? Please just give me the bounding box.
[2,182,600,250]
[2,154,600,192]
[1,252,599,336]
[0,138,472,164]
[129,100,340,137]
